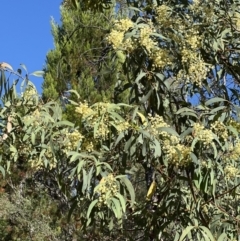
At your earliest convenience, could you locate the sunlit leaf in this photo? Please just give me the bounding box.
[179,226,195,241]
[30,70,45,77]
[87,199,98,219]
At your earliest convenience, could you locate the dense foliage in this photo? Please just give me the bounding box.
[42,2,119,104]
[2,0,240,240]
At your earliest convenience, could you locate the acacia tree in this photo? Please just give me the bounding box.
[2,0,240,240]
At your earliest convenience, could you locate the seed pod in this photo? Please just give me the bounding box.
[146,180,157,201]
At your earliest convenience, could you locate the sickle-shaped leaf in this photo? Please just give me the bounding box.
[87,199,98,218]
[30,70,45,77]
[179,226,195,241]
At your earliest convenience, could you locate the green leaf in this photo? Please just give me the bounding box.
[40,129,46,144]
[115,132,125,147]
[124,136,136,152]
[212,179,216,199]
[135,71,146,84]
[190,152,198,165]
[179,112,198,118]
[174,232,180,241]
[217,233,227,241]
[77,160,84,174]
[87,199,98,219]
[179,226,195,241]
[0,165,5,178]
[31,132,36,145]
[191,137,199,151]
[71,0,79,9]
[227,125,238,137]
[205,97,227,106]
[142,139,147,157]
[128,6,142,12]
[116,175,135,206]
[199,226,215,241]
[116,50,126,63]
[6,161,10,172]
[152,138,161,158]
[98,162,112,172]
[176,107,196,115]
[20,63,28,74]
[150,32,169,41]
[155,72,165,81]
[210,106,226,114]
[211,142,218,158]
[111,197,122,219]
[109,111,124,121]
[87,166,94,193]
[139,129,151,139]
[82,169,88,193]
[68,152,81,163]
[67,89,80,99]
[140,88,153,103]
[131,106,139,121]
[115,193,126,213]
[180,128,193,139]
[23,133,30,142]
[93,116,102,138]
[10,145,18,162]
[30,70,45,77]
[158,127,179,137]
[53,120,74,128]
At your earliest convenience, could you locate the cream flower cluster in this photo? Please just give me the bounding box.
[202,5,216,23]
[193,123,214,146]
[18,144,30,157]
[224,141,240,162]
[30,157,41,170]
[114,19,134,32]
[185,33,200,50]
[228,119,240,132]
[106,2,218,86]
[115,120,130,133]
[75,101,94,119]
[106,19,134,50]
[76,102,127,139]
[162,141,191,167]
[95,123,110,139]
[151,48,173,69]
[188,59,209,86]
[31,147,56,170]
[23,109,42,127]
[95,174,119,205]
[64,129,84,153]
[178,47,210,86]
[106,30,124,50]
[85,141,94,152]
[148,114,169,136]
[224,165,239,180]
[189,1,215,23]
[139,26,156,52]
[139,21,173,69]
[155,5,172,26]
[147,114,191,166]
[211,121,228,141]
[235,17,240,30]
[23,87,37,100]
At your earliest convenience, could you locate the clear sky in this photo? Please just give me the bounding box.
[0,1,62,93]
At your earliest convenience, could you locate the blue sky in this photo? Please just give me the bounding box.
[0,1,62,93]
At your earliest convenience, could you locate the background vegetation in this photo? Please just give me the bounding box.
[1,0,240,240]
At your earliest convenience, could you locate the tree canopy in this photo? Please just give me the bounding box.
[1,0,240,240]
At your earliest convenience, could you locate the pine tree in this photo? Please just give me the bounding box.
[42,1,118,105]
